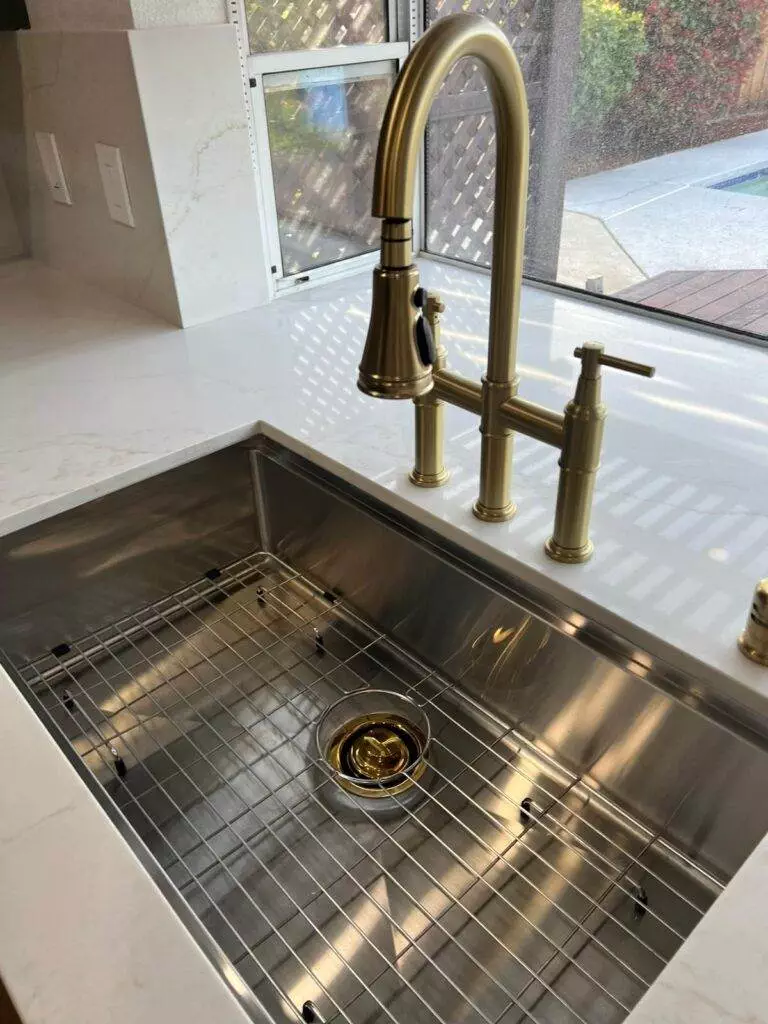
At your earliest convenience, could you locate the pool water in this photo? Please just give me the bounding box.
[712,167,768,197]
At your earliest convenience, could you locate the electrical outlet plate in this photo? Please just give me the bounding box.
[95,143,135,228]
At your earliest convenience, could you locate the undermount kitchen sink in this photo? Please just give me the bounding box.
[2,437,768,1024]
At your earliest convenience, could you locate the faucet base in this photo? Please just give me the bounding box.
[544,537,594,564]
[739,633,768,666]
[472,500,516,523]
[738,580,768,665]
[410,467,450,488]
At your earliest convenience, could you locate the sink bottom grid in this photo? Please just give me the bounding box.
[18,552,721,1024]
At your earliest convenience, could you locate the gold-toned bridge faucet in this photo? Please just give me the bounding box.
[357,12,655,563]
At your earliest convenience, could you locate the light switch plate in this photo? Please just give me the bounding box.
[95,143,135,228]
[34,131,72,205]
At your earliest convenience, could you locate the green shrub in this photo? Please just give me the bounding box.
[571,0,647,132]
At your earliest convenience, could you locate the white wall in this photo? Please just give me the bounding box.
[20,30,182,322]
[0,33,28,259]
[25,0,134,31]
[0,171,23,260]
[131,0,227,28]
[25,0,227,31]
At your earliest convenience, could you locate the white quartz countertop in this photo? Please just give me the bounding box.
[2,255,768,1024]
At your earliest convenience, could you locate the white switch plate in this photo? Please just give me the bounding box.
[95,143,135,228]
[34,131,72,205]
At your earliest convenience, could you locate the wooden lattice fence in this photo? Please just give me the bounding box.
[424,0,582,280]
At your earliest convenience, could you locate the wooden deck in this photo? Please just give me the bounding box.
[617,270,768,333]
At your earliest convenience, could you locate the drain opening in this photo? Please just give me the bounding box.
[316,689,432,803]
[337,714,423,774]
[327,713,427,798]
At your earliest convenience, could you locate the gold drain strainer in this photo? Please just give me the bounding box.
[322,700,429,800]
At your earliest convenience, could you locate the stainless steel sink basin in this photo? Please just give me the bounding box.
[2,437,767,1024]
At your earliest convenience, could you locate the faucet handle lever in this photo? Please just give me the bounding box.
[412,288,445,366]
[415,315,436,366]
[574,344,655,378]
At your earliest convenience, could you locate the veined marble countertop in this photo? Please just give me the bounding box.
[1,255,768,1024]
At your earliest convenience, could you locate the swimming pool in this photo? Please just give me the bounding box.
[711,166,768,197]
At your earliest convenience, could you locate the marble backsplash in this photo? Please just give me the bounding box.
[20,29,182,322]
[129,25,270,326]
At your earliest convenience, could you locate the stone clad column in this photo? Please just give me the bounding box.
[19,0,272,325]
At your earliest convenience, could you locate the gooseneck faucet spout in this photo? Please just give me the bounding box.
[358,13,655,556]
[358,13,529,520]
[372,12,528,386]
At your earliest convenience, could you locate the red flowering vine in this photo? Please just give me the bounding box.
[623,0,767,135]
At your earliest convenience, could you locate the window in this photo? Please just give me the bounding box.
[423,0,768,342]
[245,1,409,287]
[242,0,768,341]
[262,59,399,276]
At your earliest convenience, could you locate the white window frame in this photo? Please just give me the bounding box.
[243,21,412,295]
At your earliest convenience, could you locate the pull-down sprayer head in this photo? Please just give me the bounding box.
[357,252,433,399]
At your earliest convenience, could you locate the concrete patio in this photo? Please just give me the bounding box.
[562,129,768,285]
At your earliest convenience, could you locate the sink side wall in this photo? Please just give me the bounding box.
[254,450,768,882]
[0,445,259,666]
